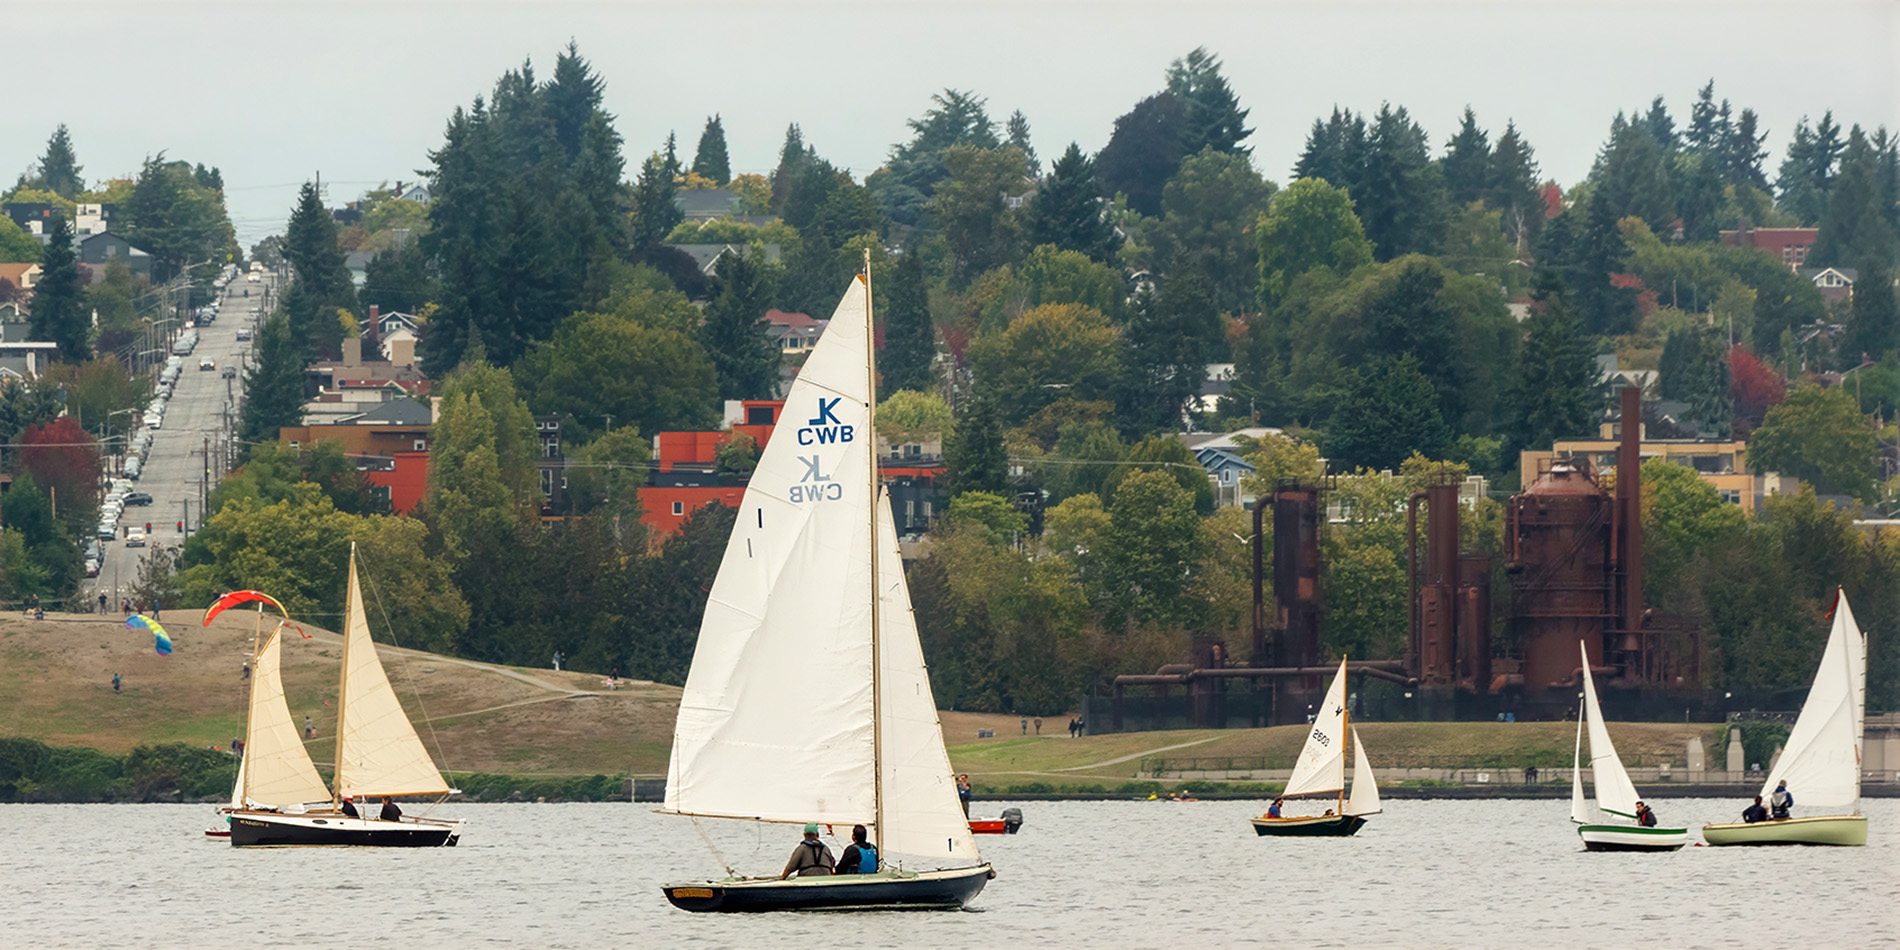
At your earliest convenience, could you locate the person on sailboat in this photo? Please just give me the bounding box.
[379,796,402,822]
[780,824,836,879]
[340,796,359,818]
[1266,798,1284,819]
[1770,781,1793,819]
[1634,802,1657,827]
[837,825,878,874]
[1741,796,1768,824]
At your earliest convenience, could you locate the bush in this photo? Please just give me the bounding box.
[450,772,625,802]
[125,744,237,800]
[0,737,128,802]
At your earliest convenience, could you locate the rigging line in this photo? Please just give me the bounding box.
[354,546,455,798]
[691,816,737,877]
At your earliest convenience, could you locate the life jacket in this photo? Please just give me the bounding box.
[858,843,877,873]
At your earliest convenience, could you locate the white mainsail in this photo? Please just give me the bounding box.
[1569,714,1589,824]
[1283,659,1350,798]
[333,551,452,800]
[663,278,881,827]
[238,625,330,807]
[1344,727,1382,816]
[1579,641,1641,820]
[875,490,981,863]
[1761,591,1865,813]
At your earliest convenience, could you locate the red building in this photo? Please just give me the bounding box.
[361,451,430,514]
[640,401,786,538]
[1720,227,1818,269]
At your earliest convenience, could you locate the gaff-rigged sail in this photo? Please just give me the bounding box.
[1761,591,1866,813]
[1282,659,1350,798]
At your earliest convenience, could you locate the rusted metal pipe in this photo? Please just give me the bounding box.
[1406,491,1425,680]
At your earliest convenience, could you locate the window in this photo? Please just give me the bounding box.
[906,500,915,520]
[921,500,932,521]
[413,440,427,451]
[672,501,685,516]
[1221,469,1235,485]
[540,470,553,494]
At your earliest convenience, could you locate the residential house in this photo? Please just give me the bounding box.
[1195,363,1236,416]
[73,203,116,238]
[301,337,431,424]
[280,397,435,514]
[672,243,783,277]
[364,306,420,364]
[0,321,59,378]
[763,309,826,355]
[675,188,741,220]
[1804,266,1856,306]
[78,232,153,283]
[1183,428,1289,508]
[2,203,60,240]
[1720,227,1817,269]
[1519,420,1795,512]
[534,414,568,516]
[1596,354,1657,397]
[0,262,42,295]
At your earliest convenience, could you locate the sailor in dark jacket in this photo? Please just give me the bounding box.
[1741,796,1769,823]
[836,824,878,874]
[380,796,403,822]
[780,823,835,879]
[1770,781,1794,819]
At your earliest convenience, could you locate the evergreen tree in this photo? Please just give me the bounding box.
[1658,328,1695,399]
[1642,95,1679,152]
[1724,108,1771,190]
[879,250,937,394]
[1846,258,1898,361]
[35,125,83,199]
[1292,107,1368,194]
[361,240,434,315]
[238,312,305,450]
[1164,47,1252,156]
[1006,110,1039,177]
[942,393,1010,498]
[1811,126,1899,270]
[27,215,87,362]
[770,123,806,212]
[1118,259,1219,435]
[1594,116,1676,231]
[1324,354,1452,471]
[1683,329,1733,435]
[1676,150,1726,243]
[629,150,682,250]
[1507,283,1598,454]
[1441,107,1491,206]
[1023,143,1119,263]
[1095,91,1190,217]
[1541,190,1640,336]
[1357,104,1446,260]
[692,114,730,185]
[1776,112,1844,224]
[280,180,356,360]
[1486,120,1543,250]
[1686,81,1729,153]
[700,250,779,400]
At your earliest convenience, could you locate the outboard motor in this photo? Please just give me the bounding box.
[1000,807,1024,834]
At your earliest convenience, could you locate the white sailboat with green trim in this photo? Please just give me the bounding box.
[1572,641,1686,852]
[1703,589,1868,847]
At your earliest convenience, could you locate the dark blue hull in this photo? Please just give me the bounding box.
[663,865,992,912]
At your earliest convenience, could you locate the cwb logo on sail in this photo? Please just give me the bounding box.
[788,398,854,504]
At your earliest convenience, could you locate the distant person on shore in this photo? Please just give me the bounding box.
[780,823,835,879]
[1266,798,1284,819]
[552,651,563,671]
[112,673,121,693]
[1741,795,1769,824]
[1634,801,1657,827]
[97,594,108,613]
[340,796,359,818]
[1076,718,1084,736]
[1524,765,1539,783]
[1034,717,1042,735]
[379,796,402,822]
[1770,781,1793,819]
[1020,716,1027,735]
[1068,718,1077,738]
[957,774,972,816]
[304,716,315,739]
[836,824,878,874]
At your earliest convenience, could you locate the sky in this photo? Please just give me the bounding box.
[8,1,1895,247]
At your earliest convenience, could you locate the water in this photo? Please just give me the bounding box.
[3,800,1895,949]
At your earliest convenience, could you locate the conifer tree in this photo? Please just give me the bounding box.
[1507,280,1598,454]
[1811,126,1899,269]
[879,251,937,394]
[1723,108,1770,191]
[1006,110,1038,177]
[1292,108,1367,194]
[1776,112,1843,224]
[1357,104,1445,259]
[238,312,305,451]
[770,123,806,212]
[1685,80,1729,153]
[692,115,730,185]
[700,250,779,400]
[630,151,682,250]
[1846,258,1898,362]
[1165,47,1252,155]
[1118,259,1218,435]
[1441,107,1491,207]
[1325,355,1452,471]
[27,215,87,362]
[1486,120,1543,249]
[35,124,83,199]
[943,393,1009,498]
[1023,143,1119,263]
[1642,95,1679,153]
[281,180,355,360]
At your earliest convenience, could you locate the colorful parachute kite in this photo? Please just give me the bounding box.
[127,615,171,656]
[202,590,290,627]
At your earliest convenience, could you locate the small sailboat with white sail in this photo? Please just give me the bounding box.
[1251,658,1381,836]
[227,547,464,847]
[1571,641,1686,852]
[1703,589,1867,847]
[658,267,992,912]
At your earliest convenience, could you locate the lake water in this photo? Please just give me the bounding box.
[3,800,1895,949]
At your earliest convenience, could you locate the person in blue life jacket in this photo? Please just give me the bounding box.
[836,824,879,874]
[1741,796,1768,824]
[1770,781,1793,819]
[1634,801,1657,827]
[1265,797,1284,819]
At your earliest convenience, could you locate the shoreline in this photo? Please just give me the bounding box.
[971,785,1900,802]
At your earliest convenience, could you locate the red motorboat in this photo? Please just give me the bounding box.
[969,808,1023,835]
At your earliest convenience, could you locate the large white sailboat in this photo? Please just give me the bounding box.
[1571,641,1687,852]
[227,547,464,847]
[659,269,993,912]
[1704,589,1868,846]
[1251,658,1381,837]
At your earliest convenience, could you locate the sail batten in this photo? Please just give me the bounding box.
[333,553,452,799]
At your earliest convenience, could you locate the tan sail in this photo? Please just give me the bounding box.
[239,626,330,807]
[333,549,452,799]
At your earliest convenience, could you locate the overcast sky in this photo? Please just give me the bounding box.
[9,1,1895,246]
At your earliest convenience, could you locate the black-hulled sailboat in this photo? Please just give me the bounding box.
[659,265,993,912]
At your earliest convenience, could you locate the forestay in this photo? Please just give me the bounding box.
[240,626,330,807]
[1580,642,1640,820]
[1283,659,1349,798]
[1344,727,1382,817]
[1761,592,1866,812]
[334,556,452,800]
[664,279,880,826]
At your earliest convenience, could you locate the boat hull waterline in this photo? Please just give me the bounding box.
[1577,824,1688,852]
[229,811,463,847]
[1250,814,1368,837]
[1701,814,1867,847]
[663,865,993,913]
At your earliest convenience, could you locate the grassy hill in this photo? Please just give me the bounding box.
[3,613,1728,795]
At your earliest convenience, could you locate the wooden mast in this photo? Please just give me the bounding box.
[864,250,884,850]
[238,602,265,807]
[331,543,356,809]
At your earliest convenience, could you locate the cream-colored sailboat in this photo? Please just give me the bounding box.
[1704,589,1868,846]
[659,267,992,911]
[227,546,464,847]
[1251,658,1382,836]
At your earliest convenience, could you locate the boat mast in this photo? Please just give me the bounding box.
[864,250,885,848]
[332,543,356,809]
[239,602,266,806]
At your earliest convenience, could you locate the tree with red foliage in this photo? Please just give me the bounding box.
[1729,345,1787,438]
[19,416,100,530]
